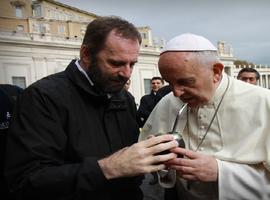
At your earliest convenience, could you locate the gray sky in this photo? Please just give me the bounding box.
[59,0,270,65]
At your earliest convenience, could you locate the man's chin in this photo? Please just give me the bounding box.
[181,98,200,108]
[181,97,193,104]
[189,101,208,108]
[187,102,199,108]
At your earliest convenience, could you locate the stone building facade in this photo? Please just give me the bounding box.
[0,0,268,105]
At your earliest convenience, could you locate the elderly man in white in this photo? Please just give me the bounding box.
[139,33,270,200]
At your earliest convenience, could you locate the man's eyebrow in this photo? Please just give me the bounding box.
[176,77,196,84]
[107,58,138,65]
[108,59,125,64]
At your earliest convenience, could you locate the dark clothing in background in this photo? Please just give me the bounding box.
[156,85,171,102]
[137,86,171,128]
[137,91,159,128]
[0,84,22,199]
[0,84,23,134]
[5,60,143,200]
[126,90,136,104]
[164,186,178,200]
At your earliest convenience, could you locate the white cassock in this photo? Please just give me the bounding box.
[139,73,270,200]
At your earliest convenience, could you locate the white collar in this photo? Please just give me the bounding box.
[75,60,112,98]
[75,60,94,86]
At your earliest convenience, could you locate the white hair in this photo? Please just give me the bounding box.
[194,51,220,69]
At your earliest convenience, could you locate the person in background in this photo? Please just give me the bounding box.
[0,84,23,199]
[123,78,136,106]
[137,77,164,128]
[4,16,178,200]
[237,67,260,85]
[155,85,172,103]
[139,33,270,199]
[124,78,131,91]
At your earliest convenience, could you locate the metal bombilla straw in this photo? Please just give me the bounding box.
[157,103,188,187]
[170,103,188,148]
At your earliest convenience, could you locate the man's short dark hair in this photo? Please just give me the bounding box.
[82,16,142,57]
[151,77,164,84]
[237,68,260,80]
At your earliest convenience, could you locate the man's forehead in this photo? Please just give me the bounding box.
[159,52,194,65]
[105,48,139,54]
[103,36,140,56]
[152,80,162,83]
[105,31,140,47]
[240,72,257,77]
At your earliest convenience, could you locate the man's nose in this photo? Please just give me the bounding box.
[119,65,133,78]
[172,87,185,97]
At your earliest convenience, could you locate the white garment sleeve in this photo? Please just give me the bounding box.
[217,159,270,200]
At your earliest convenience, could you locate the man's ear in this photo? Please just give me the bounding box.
[80,45,91,69]
[213,62,224,83]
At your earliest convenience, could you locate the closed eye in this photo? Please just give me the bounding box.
[108,59,137,69]
[177,78,196,86]
[108,59,125,68]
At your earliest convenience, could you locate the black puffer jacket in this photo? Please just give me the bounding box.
[5,60,143,200]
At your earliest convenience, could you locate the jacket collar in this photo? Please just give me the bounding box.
[65,60,128,110]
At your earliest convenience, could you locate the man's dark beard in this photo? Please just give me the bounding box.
[86,58,128,94]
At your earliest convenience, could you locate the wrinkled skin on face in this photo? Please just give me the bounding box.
[158,52,223,108]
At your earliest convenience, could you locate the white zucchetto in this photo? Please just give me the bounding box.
[161,33,217,54]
